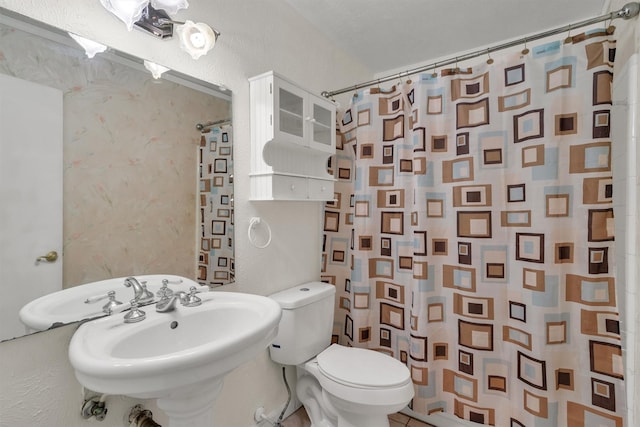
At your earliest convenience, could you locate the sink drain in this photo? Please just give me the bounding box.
[170,321,179,329]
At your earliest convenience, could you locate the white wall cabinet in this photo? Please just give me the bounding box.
[249,71,336,201]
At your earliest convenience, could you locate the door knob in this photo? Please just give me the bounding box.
[36,251,58,263]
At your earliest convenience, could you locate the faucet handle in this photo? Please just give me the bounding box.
[157,280,175,300]
[183,286,202,307]
[124,299,146,323]
[85,290,114,304]
[85,291,124,314]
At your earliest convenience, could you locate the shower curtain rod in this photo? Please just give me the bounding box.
[321,2,640,98]
[196,118,232,131]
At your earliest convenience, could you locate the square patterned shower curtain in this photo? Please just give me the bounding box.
[322,29,626,426]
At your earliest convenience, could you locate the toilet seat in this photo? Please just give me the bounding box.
[304,345,414,409]
[316,344,411,389]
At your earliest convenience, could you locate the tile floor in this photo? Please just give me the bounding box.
[281,407,435,427]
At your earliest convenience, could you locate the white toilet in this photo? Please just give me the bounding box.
[269,282,414,427]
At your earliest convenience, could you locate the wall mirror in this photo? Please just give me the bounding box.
[0,8,233,342]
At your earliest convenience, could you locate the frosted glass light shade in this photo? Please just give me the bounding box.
[143,60,170,79]
[176,21,217,59]
[151,0,189,16]
[99,0,149,30]
[68,33,108,58]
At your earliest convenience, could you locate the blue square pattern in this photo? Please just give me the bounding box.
[522,118,534,133]
[524,363,537,379]
[506,68,523,85]
[584,146,610,169]
[533,402,559,427]
[584,412,617,427]
[504,91,528,108]
[352,258,362,282]
[452,159,471,179]
[454,376,474,398]
[532,148,559,181]
[508,212,529,224]
[511,304,525,319]
[417,161,435,187]
[532,40,561,58]
[509,328,527,345]
[375,259,393,276]
[523,241,535,255]
[416,372,438,399]
[581,280,610,303]
[418,265,436,292]
[342,110,353,124]
[510,186,525,201]
[454,269,473,289]
[532,275,559,307]
[377,168,394,185]
[354,166,364,192]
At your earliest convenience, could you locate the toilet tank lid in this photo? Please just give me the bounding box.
[269,282,335,309]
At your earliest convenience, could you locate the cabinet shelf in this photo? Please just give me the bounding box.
[249,71,336,201]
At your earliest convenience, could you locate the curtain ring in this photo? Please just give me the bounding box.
[564,24,573,44]
[521,38,530,55]
[606,17,615,35]
[486,49,494,65]
[431,62,438,78]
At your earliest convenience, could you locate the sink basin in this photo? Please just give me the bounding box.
[68,290,282,426]
[19,274,192,332]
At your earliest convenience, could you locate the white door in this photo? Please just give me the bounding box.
[0,74,63,340]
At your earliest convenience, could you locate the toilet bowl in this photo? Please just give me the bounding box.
[269,282,414,427]
[299,344,414,427]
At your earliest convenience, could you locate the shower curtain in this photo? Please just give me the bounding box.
[197,124,234,286]
[322,29,625,426]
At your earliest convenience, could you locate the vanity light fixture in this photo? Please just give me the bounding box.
[99,0,220,59]
[99,0,188,30]
[143,60,171,79]
[68,33,108,58]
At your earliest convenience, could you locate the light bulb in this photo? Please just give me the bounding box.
[190,32,206,49]
[176,20,217,60]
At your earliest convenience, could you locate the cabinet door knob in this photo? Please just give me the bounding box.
[321,186,326,191]
[290,184,296,191]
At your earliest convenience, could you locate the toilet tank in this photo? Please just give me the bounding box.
[269,282,336,365]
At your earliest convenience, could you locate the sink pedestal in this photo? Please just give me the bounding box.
[156,378,224,427]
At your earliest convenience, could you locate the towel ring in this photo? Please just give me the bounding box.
[248,217,272,249]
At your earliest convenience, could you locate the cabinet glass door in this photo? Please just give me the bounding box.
[310,101,334,152]
[278,87,304,139]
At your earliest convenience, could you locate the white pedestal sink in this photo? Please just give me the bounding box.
[19,274,193,332]
[68,288,282,426]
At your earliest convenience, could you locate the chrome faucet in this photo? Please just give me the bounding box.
[123,276,154,304]
[156,286,202,312]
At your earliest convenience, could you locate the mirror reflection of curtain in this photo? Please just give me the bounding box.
[323,30,625,426]
[197,124,234,286]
